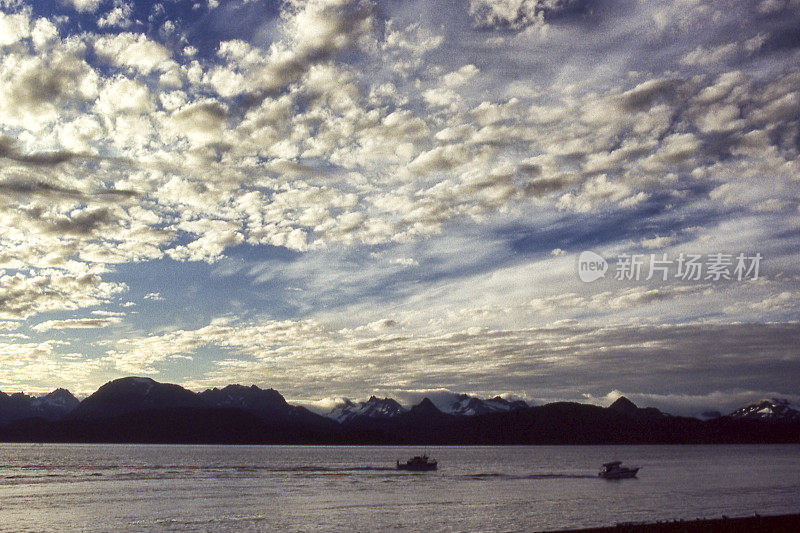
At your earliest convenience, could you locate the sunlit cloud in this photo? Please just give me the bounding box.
[0,0,797,409]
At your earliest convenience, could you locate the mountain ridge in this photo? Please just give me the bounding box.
[327,396,407,423]
[70,377,205,420]
[1,379,798,445]
[324,392,529,421]
[0,388,80,424]
[198,384,336,429]
[727,398,800,423]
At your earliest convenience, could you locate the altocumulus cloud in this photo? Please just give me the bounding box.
[32,317,121,332]
[0,0,797,409]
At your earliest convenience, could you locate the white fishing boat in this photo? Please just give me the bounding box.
[598,461,639,479]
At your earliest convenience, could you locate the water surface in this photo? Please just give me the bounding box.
[1,444,798,531]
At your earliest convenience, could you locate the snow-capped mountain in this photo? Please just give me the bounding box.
[0,388,79,423]
[200,384,287,411]
[327,396,407,423]
[441,394,528,416]
[199,385,334,428]
[2,377,800,444]
[326,393,528,422]
[35,388,80,411]
[728,398,800,423]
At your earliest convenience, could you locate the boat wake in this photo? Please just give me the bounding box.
[285,466,397,472]
[0,465,401,485]
[463,472,597,480]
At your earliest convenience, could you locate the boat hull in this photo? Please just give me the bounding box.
[599,467,639,479]
[397,462,437,471]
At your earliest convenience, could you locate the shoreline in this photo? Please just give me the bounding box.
[3,440,800,446]
[548,513,800,532]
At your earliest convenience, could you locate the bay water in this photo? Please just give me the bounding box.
[1,444,799,531]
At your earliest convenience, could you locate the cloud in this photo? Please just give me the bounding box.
[581,389,800,418]
[93,32,172,74]
[166,219,244,263]
[0,9,30,46]
[169,100,229,147]
[45,206,117,236]
[116,316,800,411]
[98,1,133,29]
[222,0,378,98]
[0,135,82,166]
[0,269,126,320]
[61,0,102,13]
[91,309,126,317]
[0,45,96,127]
[32,317,122,331]
[96,76,154,115]
[468,0,596,29]
[0,340,56,361]
[0,0,798,401]
[0,341,107,395]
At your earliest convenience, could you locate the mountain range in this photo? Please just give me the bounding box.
[325,393,528,422]
[328,396,407,423]
[727,398,800,424]
[0,378,798,445]
[0,388,79,424]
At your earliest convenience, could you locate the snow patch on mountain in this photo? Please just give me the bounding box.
[440,394,528,416]
[325,393,528,421]
[728,398,800,423]
[327,396,407,423]
[0,388,79,423]
[33,388,80,410]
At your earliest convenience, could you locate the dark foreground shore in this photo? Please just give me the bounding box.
[549,513,800,532]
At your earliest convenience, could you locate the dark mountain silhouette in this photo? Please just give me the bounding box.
[199,385,336,429]
[490,395,528,410]
[0,378,798,444]
[336,396,457,444]
[409,397,444,417]
[70,377,204,420]
[0,388,79,424]
[608,396,664,419]
[44,388,80,410]
[608,396,638,414]
[0,408,339,444]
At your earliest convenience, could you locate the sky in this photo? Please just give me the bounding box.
[0,0,799,416]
